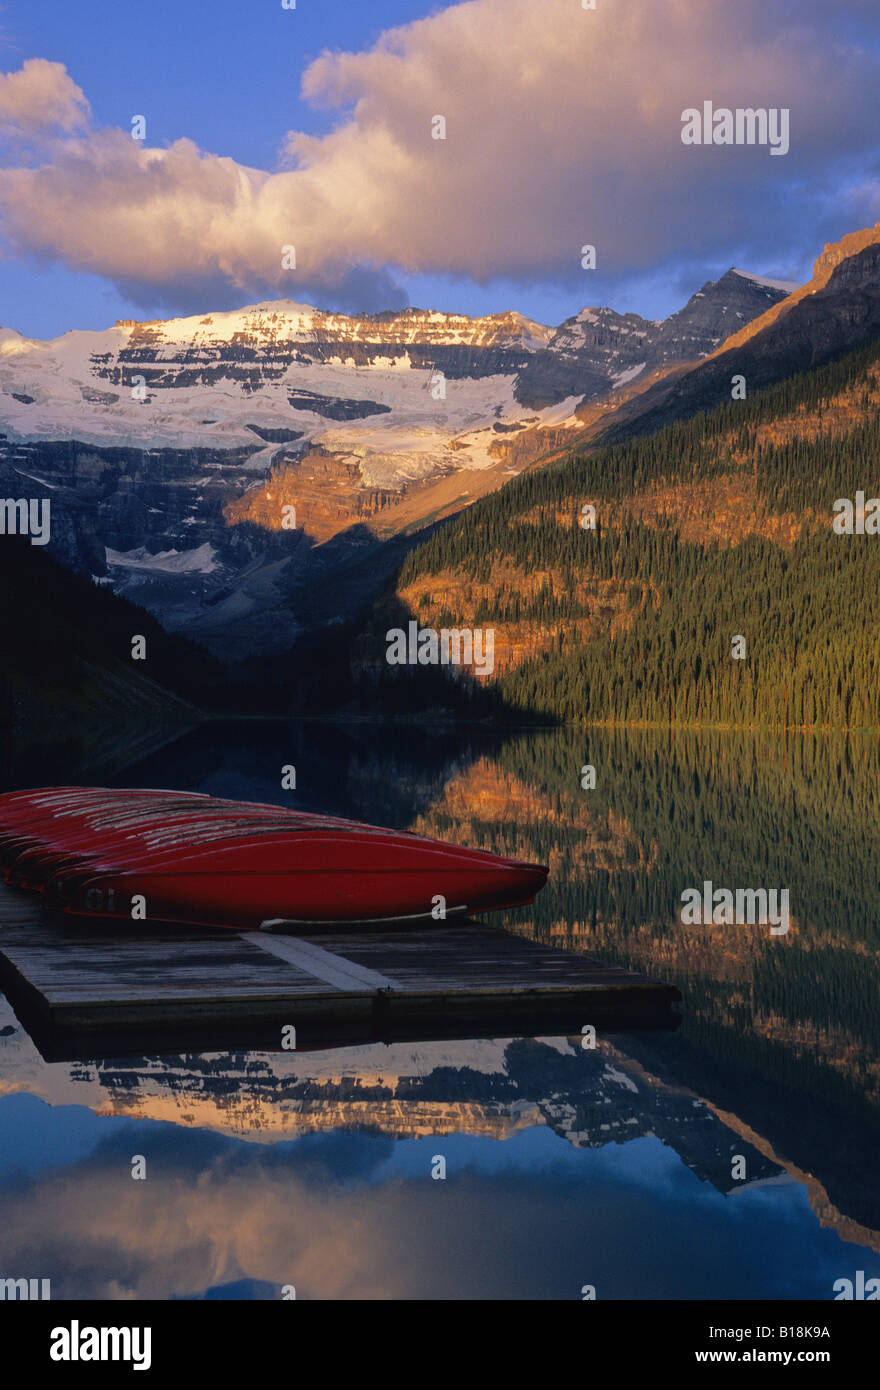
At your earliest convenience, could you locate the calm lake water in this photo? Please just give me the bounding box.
[1,719,879,1299]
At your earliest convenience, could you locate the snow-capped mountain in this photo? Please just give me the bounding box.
[0,270,793,653]
[0,304,559,456]
[0,272,792,452]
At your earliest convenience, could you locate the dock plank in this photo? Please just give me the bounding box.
[0,881,681,1051]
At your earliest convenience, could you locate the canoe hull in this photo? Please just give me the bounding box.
[0,788,549,931]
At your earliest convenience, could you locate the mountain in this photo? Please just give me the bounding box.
[513,268,796,409]
[709,223,880,359]
[0,271,790,656]
[594,224,880,444]
[354,327,880,729]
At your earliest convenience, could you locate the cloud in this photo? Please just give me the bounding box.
[0,1128,856,1301]
[0,0,877,313]
[0,57,89,134]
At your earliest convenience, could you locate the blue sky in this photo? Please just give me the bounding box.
[0,0,878,336]
[0,0,431,333]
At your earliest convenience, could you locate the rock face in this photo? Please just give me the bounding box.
[0,271,793,653]
[706,223,880,359]
[598,236,880,445]
[514,268,794,408]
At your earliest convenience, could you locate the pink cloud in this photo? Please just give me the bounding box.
[0,57,89,134]
[0,0,876,307]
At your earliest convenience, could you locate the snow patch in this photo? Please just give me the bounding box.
[105,542,218,574]
[603,1064,639,1093]
[730,268,799,294]
[612,362,647,387]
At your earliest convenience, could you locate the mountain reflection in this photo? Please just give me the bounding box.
[2,719,879,1297]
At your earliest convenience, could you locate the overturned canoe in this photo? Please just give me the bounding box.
[0,787,548,930]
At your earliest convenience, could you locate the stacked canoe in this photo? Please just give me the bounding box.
[0,787,548,931]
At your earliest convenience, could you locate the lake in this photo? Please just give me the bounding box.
[1,719,878,1299]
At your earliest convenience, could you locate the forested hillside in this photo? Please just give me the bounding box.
[386,338,880,728]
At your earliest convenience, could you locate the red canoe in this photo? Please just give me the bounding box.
[0,788,548,930]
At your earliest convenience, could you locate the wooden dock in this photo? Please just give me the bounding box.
[0,882,681,1057]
